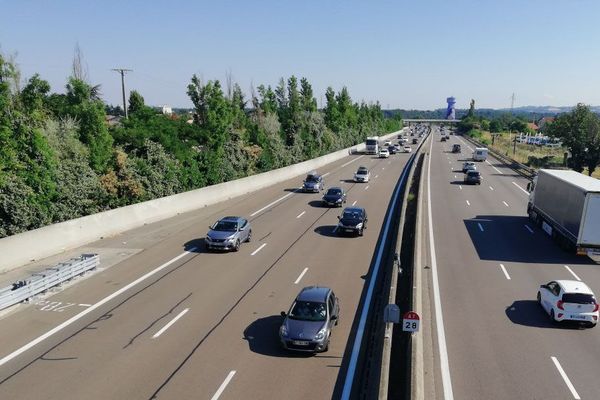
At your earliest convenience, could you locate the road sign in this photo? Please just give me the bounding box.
[402,311,420,333]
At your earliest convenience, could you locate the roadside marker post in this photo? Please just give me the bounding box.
[402,311,420,333]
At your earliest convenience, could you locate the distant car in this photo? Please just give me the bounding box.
[354,166,370,182]
[388,145,398,154]
[538,280,598,327]
[441,136,447,142]
[462,161,476,173]
[403,146,412,153]
[280,286,340,352]
[384,140,392,146]
[412,138,418,144]
[337,207,368,236]
[452,144,461,153]
[464,170,481,185]
[322,187,347,207]
[379,148,390,158]
[205,216,251,251]
[399,138,408,145]
[302,173,324,192]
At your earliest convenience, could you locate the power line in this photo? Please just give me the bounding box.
[111,68,133,118]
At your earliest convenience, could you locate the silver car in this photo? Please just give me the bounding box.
[205,216,252,252]
[280,286,339,353]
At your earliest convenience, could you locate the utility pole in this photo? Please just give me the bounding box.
[510,92,515,113]
[112,68,133,118]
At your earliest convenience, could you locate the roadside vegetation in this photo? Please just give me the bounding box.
[0,52,402,238]
[456,100,600,177]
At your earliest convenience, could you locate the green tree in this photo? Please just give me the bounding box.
[128,90,146,116]
[300,77,317,113]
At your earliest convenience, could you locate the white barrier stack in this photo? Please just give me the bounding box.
[0,130,404,272]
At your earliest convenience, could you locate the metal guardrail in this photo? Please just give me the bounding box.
[0,254,99,311]
[461,135,536,180]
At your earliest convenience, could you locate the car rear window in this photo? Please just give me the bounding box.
[562,293,596,304]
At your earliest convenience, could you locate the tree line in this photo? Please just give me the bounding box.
[0,54,402,237]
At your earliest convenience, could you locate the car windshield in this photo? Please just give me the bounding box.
[306,175,319,182]
[468,171,480,176]
[562,293,596,304]
[289,301,327,321]
[357,168,368,174]
[327,188,342,195]
[366,139,377,145]
[343,211,360,219]
[211,220,238,231]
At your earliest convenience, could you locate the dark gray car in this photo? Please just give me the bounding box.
[302,173,324,192]
[337,207,368,236]
[280,286,339,353]
[322,187,347,207]
[205,216,251,251]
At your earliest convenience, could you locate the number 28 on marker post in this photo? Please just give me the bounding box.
[402,311,420,333]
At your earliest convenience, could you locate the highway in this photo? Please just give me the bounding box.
[423,127,600,400]
[0,140,415,400]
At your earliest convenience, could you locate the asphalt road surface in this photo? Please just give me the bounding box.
[0,141,416,400]
[423,128,600,400]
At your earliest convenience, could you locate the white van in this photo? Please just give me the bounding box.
[473,147,488,161]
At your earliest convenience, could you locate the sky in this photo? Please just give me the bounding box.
[1,0,600,110]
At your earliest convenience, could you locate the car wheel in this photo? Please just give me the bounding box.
[537,292,541,304]
[323,339,329,353]
[246,230,252,242]
[550,309,557,322]
[233,239,240,252]
[589,323,597,329]
[359,228,364,237]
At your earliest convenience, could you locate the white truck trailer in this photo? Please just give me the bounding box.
[527,169,600,257]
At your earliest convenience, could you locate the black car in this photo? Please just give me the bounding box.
[452,144,461,153]
[303,173,324,192]
[337,207,368,236]
[441,136,447,142]
[388,145,397,154]
[322,187,347,207]
[464,170,482,185]
[412,138,418,144]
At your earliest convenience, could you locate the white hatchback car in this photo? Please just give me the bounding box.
[403,146,412,153]
[379,148,390,158]
[538,280,598,327]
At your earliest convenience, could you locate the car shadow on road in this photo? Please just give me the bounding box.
[183,238,207,253]
[284,188,301,192]
[308,200,328,208]
[463,215,597,264]
[506,300,591,329]
[450,180,466,185]
[243,315,313,358]
[314,225,343,238]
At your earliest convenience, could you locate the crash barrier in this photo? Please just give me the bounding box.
[0,254,99,311]
[0,129,405,272]
[461,135,535,180]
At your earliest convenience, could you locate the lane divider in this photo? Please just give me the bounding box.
[251,243,267,256]
[512,181,529,195]
[294,268,309,285]
[524,225,534,234]
[551,357,581,400]
[503,201,509,207]
[152,308,189,339]
[211,370,237,400]
[499,264,511,280]
[296,211,306,219]
[564,265,581,281]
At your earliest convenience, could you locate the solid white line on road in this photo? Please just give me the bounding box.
[294,268,309,284]
[0,248,197,368]
[466,200,470,206]
[341,155,364,168]
[352,200,357,206]
[489,186,494,191]
[426,136,454,400]
[512,181,529,195]
[251,191,296,216]
[525,225,534,234]
[486,160,504,174]
[78,304,91,307]
[499,264,511,280]
[152,308,189,339]
[551,357,581,399]
[365,185,369,190]
[296,211,306,219]
[503,201,509,207]
[564,265,581,281]
[211,370,237,400]
[478,223,484,232]
[251,243,267,256]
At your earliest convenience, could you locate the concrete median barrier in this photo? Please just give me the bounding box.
[0,130,403,273]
